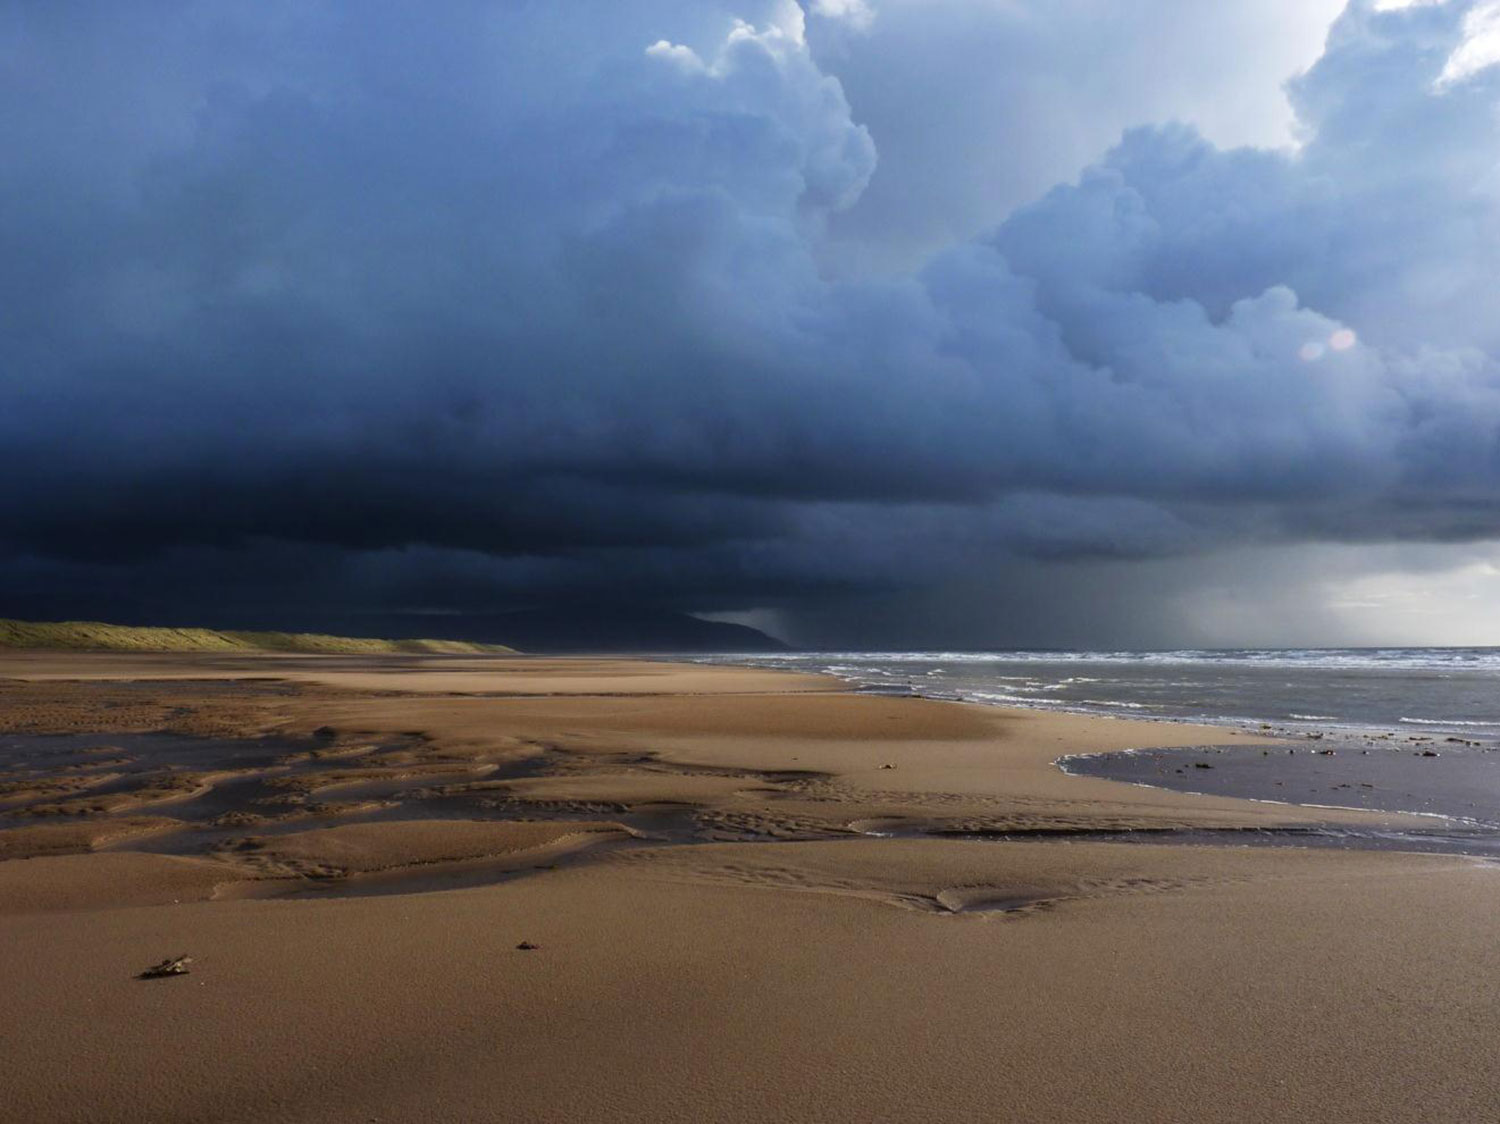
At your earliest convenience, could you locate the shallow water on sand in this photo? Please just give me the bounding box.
[1064,741,1500,824]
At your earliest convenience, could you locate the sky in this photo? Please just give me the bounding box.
[5,0,1500,648]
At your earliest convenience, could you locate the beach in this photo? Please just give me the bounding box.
[2,652,1497,1122]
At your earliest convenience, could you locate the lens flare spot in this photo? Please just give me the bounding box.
[1299,341,1327,362]
[1329,328,1358,351]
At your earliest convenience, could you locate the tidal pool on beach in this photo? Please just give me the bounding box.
[1060,740,1500,854]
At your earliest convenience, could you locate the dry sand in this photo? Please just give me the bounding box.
[0,652,1496,1122]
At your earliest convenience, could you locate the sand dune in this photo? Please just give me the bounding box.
[0,617,515,655]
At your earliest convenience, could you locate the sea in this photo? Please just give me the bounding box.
[702,648,1500,850]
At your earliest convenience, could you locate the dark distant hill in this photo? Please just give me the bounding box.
[483,607,788,653]
[0,604,786,655]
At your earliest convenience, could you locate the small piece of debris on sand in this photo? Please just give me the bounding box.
[139,955,193,980]
[515,941,540,951]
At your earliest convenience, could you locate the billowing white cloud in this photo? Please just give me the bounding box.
[1439,0,1500,83]
[805,0,1351,268]
[809,0,875,30]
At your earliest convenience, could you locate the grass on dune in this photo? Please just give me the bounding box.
[0,618,516,655]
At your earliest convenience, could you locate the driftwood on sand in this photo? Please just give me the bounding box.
[138,955,193,980]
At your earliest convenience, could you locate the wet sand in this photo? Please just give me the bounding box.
[1,652,1497,1122]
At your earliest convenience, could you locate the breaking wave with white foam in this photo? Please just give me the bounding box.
[704,647,1500,743]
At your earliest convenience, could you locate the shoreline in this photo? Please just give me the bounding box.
[698,651,1500,835]
[2,651,1498,1122]
[695,649,1500,745]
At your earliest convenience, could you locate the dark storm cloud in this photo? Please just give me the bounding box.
[4,0,1500,632]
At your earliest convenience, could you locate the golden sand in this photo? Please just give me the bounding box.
[0,652,1494,1122]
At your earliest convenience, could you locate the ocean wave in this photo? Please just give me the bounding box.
[1397,717,1500,727]
[965,691,1052,706]
[746,647,1500,673]
[703,651,1500,734]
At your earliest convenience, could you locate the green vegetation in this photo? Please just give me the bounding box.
[0,618,516,655]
